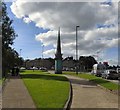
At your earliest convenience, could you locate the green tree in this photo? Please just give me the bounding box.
[2,3,17,48]
[2,2,18,77]
[79,56,97,72]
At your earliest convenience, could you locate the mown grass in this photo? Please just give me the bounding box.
[21,70,70,109]
[63,72,119,90]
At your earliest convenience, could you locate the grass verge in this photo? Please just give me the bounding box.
[63,72,119,90]
[21,70,70,109]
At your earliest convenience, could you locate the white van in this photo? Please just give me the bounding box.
[92,62,106,77]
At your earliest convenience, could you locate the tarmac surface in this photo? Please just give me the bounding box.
[64,75,118,108]
[107,79,119,85]
[2,75,36,109]
[0,85,1,109]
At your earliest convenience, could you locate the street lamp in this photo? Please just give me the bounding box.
[20,49,22,57]
[76,26,80,74]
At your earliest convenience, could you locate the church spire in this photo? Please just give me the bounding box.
[55,27,62,74]
[55,27,62,59]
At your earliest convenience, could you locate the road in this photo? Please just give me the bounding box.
[87,72,119,85]
[107,79,119,85]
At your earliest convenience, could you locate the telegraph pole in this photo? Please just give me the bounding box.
[76,26,80,74]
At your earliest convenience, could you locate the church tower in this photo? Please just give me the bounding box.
[55,27,62,74]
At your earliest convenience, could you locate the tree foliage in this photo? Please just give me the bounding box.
[79,56,97,72]
[2,3,23,77]
[2,3,16,48]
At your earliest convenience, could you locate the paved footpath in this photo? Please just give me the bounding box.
[2,76,36,109]
[64,75,118,108]
[0,85,2,109]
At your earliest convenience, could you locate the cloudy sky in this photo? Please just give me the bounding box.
[6,1,118,65]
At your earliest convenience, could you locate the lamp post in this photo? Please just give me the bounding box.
[76,26,80,74]
[20,49,22,57]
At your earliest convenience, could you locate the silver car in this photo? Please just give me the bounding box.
[102,70,118,79]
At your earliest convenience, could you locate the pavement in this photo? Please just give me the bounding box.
[2,75,36,109]
[0,85,2,109]
[64,75,118,108]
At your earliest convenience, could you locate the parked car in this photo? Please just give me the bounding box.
[20,67,26,70]
[116,68,120,73]
[30,67,38,70]
[102,70,118,79]
[39,67,47,71]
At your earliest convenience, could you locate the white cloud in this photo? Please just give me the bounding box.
[11,2,118,31]
[35,27,118,58]
[23,17,31,23]
[35,30,57,46]
[10,1,118,65]
[43,49,55,58]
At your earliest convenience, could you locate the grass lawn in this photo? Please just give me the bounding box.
[21,70,70,109]
[63,72,119,90]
